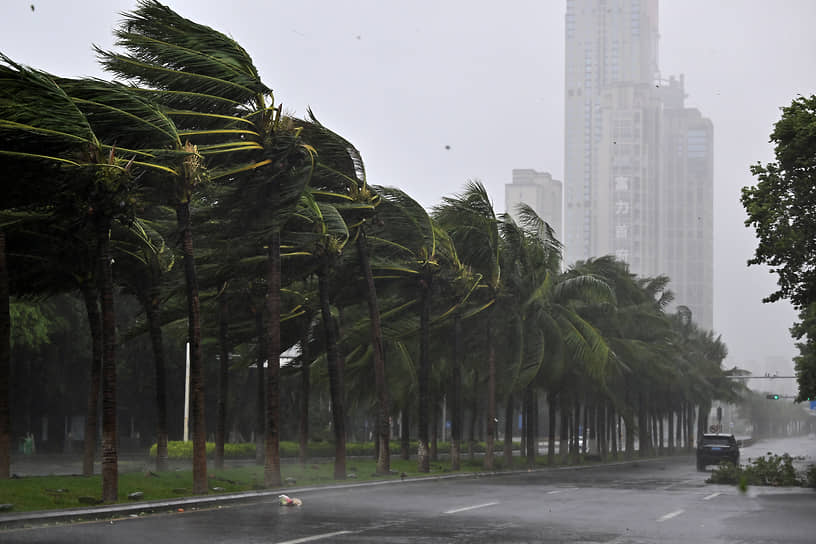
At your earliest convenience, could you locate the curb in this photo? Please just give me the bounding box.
[0,455,692,530]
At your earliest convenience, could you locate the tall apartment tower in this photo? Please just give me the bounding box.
[564,0,659,266]
[564,0,713,329]
[505,169,563,244]
[659,76,714,329]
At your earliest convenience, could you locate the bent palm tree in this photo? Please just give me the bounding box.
[0,57,178,500]
[434,181,503,469]
[298,113,392,473]
[99,0,314,489]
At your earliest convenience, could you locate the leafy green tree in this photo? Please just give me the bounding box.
[742,94,816,401]
[742,95,816,309]
[791,304,816,402]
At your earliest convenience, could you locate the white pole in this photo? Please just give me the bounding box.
[183,341,190,442]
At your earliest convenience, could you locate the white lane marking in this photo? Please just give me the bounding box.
[547,487,578,495]
[657,509,685,522]
[444,501,500,514]
[276,531,354,544]
[703,492,721,501]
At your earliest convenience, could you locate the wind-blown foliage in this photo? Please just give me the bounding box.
[1,2,740,492]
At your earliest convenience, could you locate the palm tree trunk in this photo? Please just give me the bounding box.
[519,396,530,457]
[400,409,410,460]
[373,427,379,459]
[299,325,310,465]
[144,287,168,472]
[533,392,539,461]
[468,384,478,462]
[80,284,102,476]
[430,399,438,462]
[176,202,207,494]
[319,260,345,480]
[638,393,648,458]
[658,413,664,455]
[677,407,684,450]
[572,399,581,464]
[668,407,675,454]
[698,402,709,444]
[484,310,496,470]
[559,396,569,464]
[98,223,118,503]
[215,294,229,470]
[450,316,462,471]
[610,407,618,458]
[581,401,588,457]
[598,403,607,461]
[504,395,513,468]
[525,386,535,468]
[0,231,10,479]
[651,411,659,455]
[687,403,695,451]
[417,278,431,473]
[625,412,635,459]
[547,393,556,465]
[357,231,390,474]
[255,310,265,465]
[264,232,282,487]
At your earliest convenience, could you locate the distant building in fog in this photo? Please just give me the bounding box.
[658,76,714,330]
[505,169,563,245]
[563,0,713,329]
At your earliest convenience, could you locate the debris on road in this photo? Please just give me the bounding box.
[278,494,302,506]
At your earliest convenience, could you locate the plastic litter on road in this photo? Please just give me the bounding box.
[278,494,302,506]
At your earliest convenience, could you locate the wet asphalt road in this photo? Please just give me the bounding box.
[3,437,816,543]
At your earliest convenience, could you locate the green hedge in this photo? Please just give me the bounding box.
[149,440,520,460]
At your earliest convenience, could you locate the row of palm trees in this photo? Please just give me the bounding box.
[0,1,740,502]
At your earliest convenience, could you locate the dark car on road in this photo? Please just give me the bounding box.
[697,433,740,471]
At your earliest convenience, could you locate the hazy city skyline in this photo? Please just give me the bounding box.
[562,0,714,329]
[2,0,815,378]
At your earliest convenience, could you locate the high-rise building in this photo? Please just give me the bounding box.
[564,0,660,265]
[563,0,713,329]
[505,169,563,244]
[659,76,714,329]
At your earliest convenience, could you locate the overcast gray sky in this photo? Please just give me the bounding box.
[3,0,815,378]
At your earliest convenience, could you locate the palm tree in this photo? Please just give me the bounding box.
[499,207,612,467]
[110,210,177,471]
[99,0,315,489]
[363,186,473,471]
[282,191,353,478]
[0,57,180,499]
[298,113,392,474]
[434,181,504,470]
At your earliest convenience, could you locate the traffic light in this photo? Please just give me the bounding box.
[766,394,780,400]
